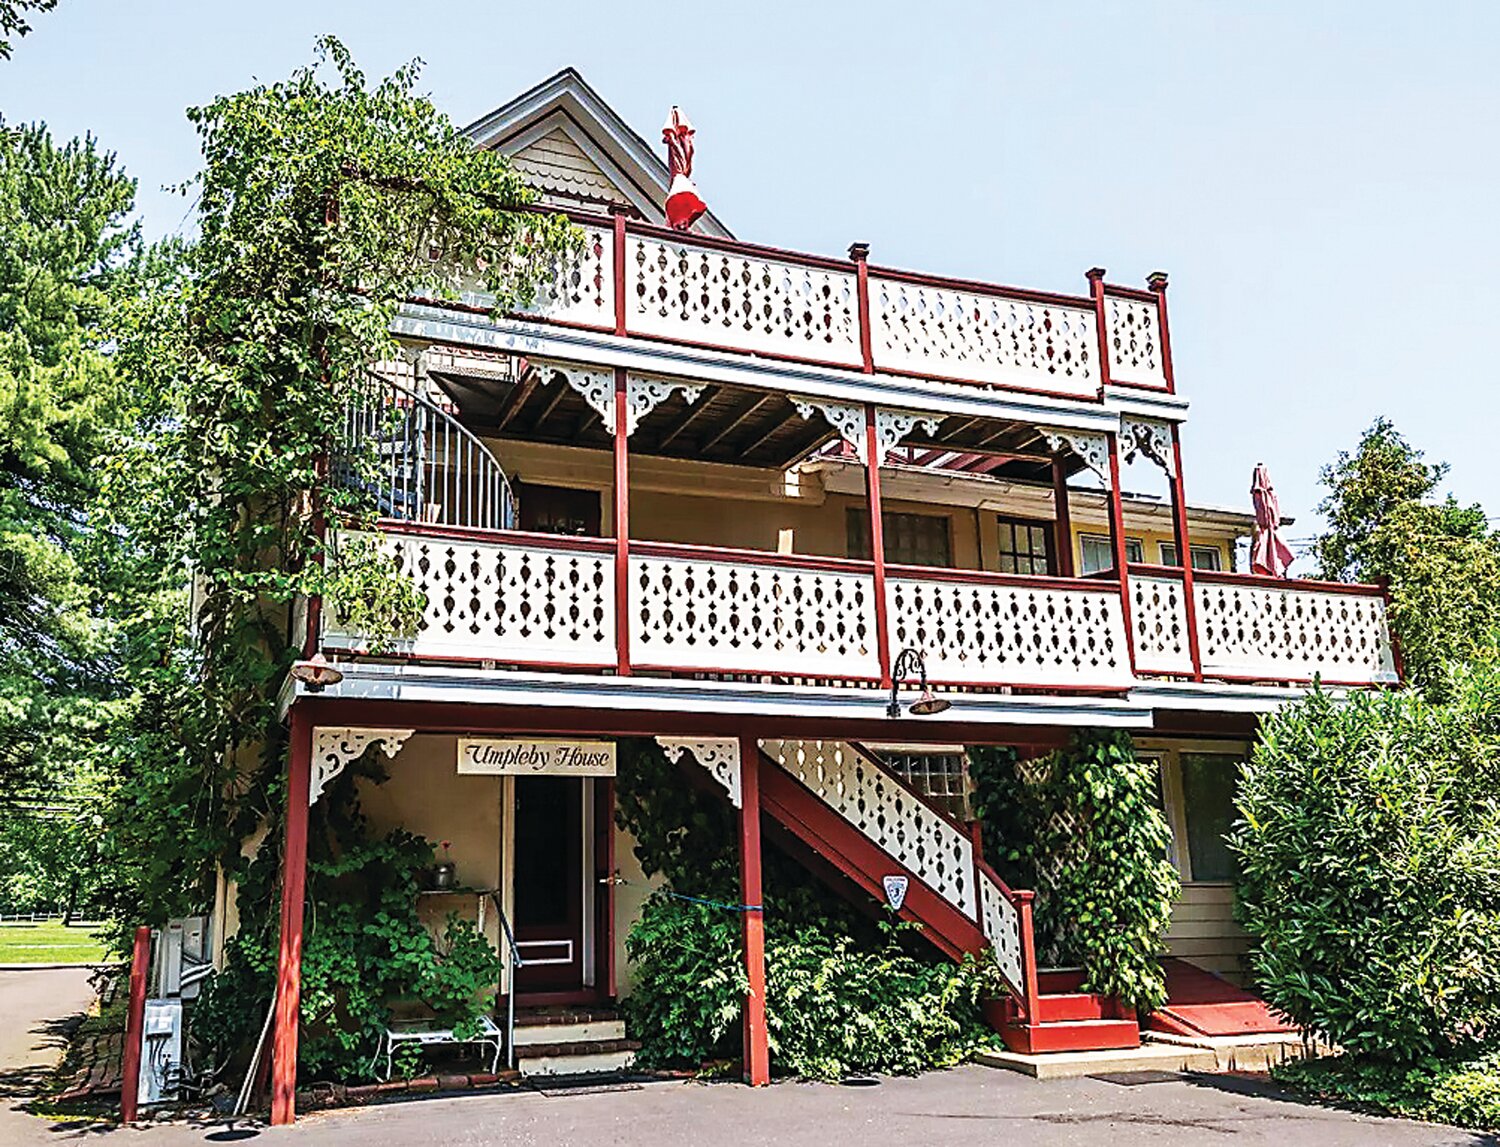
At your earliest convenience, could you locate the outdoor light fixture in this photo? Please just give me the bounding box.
[886,647,951,719]
[290,652,344,693]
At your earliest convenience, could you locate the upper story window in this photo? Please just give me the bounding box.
[846,509,953,568]
[1160,541,1224,571]
[995,516,1055,576]
[1079,532,1143,575]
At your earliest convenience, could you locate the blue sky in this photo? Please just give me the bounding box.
[3,1,1495,550]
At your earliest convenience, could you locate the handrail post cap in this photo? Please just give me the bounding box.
[848,242,871,262]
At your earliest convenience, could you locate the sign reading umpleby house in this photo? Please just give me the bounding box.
[457,738,616,777]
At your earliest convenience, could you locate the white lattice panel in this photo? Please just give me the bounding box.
[629,554,879,677]
[765,740,977,918]
[323,530,615,665]
[1105,294,1167,388]
[978,873,1024,996]
[1194,580,1397,684]
[1130,574,1194,676]
[869,278,1098,396]
[886,577,1134,687]
[626,235,863,366]
[517,221,614,328]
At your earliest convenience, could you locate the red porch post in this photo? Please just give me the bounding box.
[1105,433,1139,673]
[119,925,150,1123]
[737,734,770,1086]
[1166,424,1203,679]
[863,404,893,689]
[1051,454,1075,578]
[270,705,314,1126]
[613,367,631,676]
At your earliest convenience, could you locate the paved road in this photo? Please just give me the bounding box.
[0,969,1494,1146]
[0,967,97,1142]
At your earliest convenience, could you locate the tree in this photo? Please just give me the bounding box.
[97,37,574,931]
[1313,419,1500,692]
[0,121,138,913]
[0,0,55,59]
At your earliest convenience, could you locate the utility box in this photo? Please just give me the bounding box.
[138,998,183,1105]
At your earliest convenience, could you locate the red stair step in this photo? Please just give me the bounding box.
[1034,992,1109,1023]
[1002,1018,1141,1055]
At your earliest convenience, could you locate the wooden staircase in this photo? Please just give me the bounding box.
[756,740,1142,1057]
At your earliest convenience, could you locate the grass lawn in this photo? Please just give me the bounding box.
[0,919,109,964]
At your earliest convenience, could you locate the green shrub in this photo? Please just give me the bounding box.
[970,731,1178,1011]
[1233,670,1500,1060]
[1276,1047,1500,1133]
[623,892,997,1079]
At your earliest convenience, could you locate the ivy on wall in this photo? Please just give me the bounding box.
[969,731,1179,1012]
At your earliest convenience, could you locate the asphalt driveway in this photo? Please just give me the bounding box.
[1,968,1495,1146]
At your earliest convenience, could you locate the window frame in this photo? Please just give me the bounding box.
[1159,541,1225,571]
[846,507,954,568]
[1135,738,1251,885]
[1078,531,1144,574]
[994,514,1057,577]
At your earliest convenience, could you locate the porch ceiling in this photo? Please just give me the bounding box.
[430,360,1085,481]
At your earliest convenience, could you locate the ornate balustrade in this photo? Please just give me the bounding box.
[454,209,1172,398]
[319,526,1398,691]
[886,567,1134,689]
[1192,572,1398,686]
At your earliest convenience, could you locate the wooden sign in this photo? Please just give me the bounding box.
[457,738,616,777]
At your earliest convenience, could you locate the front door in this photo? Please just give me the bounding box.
[512,776,585,992]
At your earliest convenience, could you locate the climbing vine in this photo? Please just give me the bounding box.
[969,731,1178,1011]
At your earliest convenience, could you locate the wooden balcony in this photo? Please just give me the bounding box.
[423,209,1173,404]
[317,523,1399,696]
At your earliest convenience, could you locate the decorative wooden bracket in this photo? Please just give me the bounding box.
[656,737,742,807]
[310,727,415,806]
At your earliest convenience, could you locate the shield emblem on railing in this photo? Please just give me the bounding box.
[882,874,909,911]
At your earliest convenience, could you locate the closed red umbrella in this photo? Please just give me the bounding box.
[1250,463,1295,577]
[662,106,707,231]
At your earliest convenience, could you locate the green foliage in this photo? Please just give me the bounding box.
[1313,418,1500,692]
[193,755,503,1081]
[91,38,575,930]
[1232,673,1500,1060]
[314,532,424,651]
[970,732,1179,1011]
[1275,1048,1500,1133]
[0,0,55,59]
[623,893,998,1079]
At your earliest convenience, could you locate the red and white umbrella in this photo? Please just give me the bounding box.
[1250,463,1295,577]
[662,106,707,231]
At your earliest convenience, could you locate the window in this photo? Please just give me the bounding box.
[876,748,971,820]
[995,517,1054,575]
[1079,533,1143,575]
[846,509,953,567]
[1179,752,1241,882]
[1160,542,1224,571]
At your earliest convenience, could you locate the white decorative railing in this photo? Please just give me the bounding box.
[625,234,864,367]
[765,739,1025,994]
[1104,292,1168,388]
[1193,576,1398,684]
[1128,573,1195,676]
[629,547,879,677]
[885,572,1133,688]
[869,277,1099,398]
[323,529,615,665]
[517,219,614,328]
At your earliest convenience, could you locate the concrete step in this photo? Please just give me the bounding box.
[516,1037,639,1078]
[513,1018,626,1046]
[977,1040,1219,1080]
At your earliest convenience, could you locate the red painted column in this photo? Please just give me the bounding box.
[611,205,629,336]
[849,242,874,373]
[1014,891,1041,1024]
[613,367,631,676]
[270,705,314,1127]
[1148,271,1174,393]
[1051,454,1075,578]
[1167,425,1203,679]
[1086,267,1113,395]
[1106,433,1139,674]
[119,925,150,1123]
[863,405,893,688]
[737,734,770,1086]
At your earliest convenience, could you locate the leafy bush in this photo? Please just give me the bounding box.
[970,731,1178,1011]
[193,753,503,1081]
[1275,1047,1500,1133]
[1233,670,1500,1059]
[623,893,997,1079]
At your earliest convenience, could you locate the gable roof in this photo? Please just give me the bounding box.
[465,68,734,238]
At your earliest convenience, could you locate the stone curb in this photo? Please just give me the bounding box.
[0,962,108,971]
